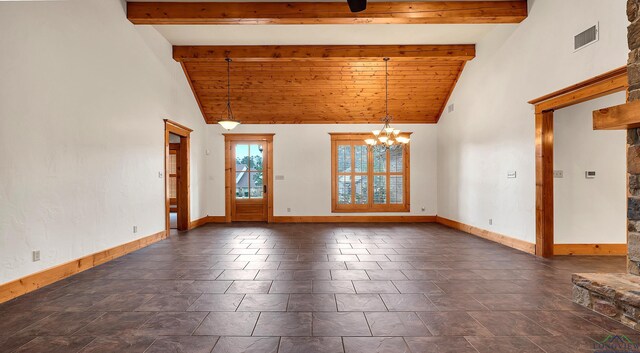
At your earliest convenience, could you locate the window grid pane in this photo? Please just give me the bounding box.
[249,144,264,171]
[373,175,387,204]
[354,145,368,173]
[338,145,351,173]
[338,175,352,204]
[390,175,403,204]
[390,147,403,173]
[354,175,368,204]
[373,149,387,173]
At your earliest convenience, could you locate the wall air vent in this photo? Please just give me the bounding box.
[574,24,599,51]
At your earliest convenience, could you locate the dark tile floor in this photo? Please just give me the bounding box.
[0,223,634,352]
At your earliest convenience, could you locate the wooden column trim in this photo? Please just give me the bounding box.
[535,111,554,257]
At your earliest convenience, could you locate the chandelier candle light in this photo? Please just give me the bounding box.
[218,58,241,130]
[365,58,410,151]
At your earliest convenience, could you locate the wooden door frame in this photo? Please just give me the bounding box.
[528,67,628,257]
[164,119,192,232]
[224,133,274,223]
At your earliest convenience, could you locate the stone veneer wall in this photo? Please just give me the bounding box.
[628,0,640,275]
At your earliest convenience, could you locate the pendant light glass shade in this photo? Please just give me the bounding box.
[218,58,240,130]
[218,120,240,130]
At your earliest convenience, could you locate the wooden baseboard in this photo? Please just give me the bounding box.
[554,243,627,256]
[189,216,227,229]
[0,230,167,304]
[436,216,535,254]
[272,215,437,223]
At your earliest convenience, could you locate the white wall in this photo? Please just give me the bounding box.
[205,124,438,217]
[554,92,627,244]
[0,0,208,283]
[437,0,629,243]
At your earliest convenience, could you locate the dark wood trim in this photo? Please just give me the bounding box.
[224,134,275,223]
[173,45,476,62]
[128,1,527,25]
[530,68,629,257]
[436,216,535,254]
[554,244,627,256]
[0,231,167,303]
[273,216,436,223]
[529,67,628,106]
[189,216,227,229]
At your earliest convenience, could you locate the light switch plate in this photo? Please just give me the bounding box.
[585,171,596,179]
[275,175,285,181]
[507,171,517,179]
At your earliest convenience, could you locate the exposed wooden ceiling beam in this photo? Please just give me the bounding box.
[173,45,476,62]
[593,100,640,130]
[127,1,528,25]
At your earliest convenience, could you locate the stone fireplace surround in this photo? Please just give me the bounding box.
[572,0,640,330]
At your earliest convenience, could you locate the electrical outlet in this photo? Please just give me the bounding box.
[133,226,138,233]
[421,207,426,212]
[554,170,564,178]
[507,171,517,179]
[489,219,493,225]
[32,250,40,262]
[275,175,285,181]
[287,208,291,213]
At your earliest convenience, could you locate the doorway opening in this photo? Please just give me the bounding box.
[164,119,192,232]
[224,134,274,222]
[529,67,628,257]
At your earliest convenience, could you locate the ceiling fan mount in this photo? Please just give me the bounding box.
[347,0,367,13]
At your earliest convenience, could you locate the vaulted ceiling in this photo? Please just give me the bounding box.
[174,45,475,124]
[127,1,527,124]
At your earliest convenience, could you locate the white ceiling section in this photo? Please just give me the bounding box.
[128,0,516,45]
[155,24,500,45]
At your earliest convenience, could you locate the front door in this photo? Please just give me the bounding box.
[231,141,268,221]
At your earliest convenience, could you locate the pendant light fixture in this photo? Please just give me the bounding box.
[217,58,240,130]
[365,58,410,151]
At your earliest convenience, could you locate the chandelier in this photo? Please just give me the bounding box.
[218,58,241,130]
[365,58,410,150]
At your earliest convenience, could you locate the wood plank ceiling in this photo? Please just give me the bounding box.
[174,44,475,124]
[128,1,526,124]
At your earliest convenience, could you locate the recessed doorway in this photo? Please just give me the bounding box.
[224,134,274,222]
[164,119,192,232]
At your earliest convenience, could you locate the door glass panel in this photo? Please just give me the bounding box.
[338,175,352,204]
[250,172,264,199]
[390,147,403,173]
[390,176,403,204]
[373,175,386,204]
[249,144,264,171]
[337,145,351,173]
[373,149,387,173]
[354,145,368,173]
[354,175,368,204]
[236,171,249,199]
